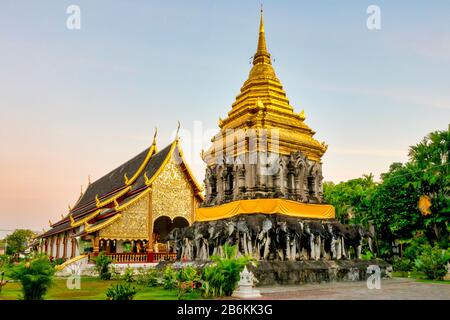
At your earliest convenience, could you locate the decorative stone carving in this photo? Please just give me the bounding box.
[202,150,324,207]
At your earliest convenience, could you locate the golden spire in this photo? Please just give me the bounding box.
[203,8,328,164]
[253,7,271,66]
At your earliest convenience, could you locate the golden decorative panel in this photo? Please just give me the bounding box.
[99,196,149,240]
[152,154,193,223]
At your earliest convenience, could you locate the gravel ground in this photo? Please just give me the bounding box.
[232,278,450,300]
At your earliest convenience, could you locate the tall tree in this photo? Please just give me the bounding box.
[369,162,423,242]
[323,174,376,224]
[324,127,449,257]
[5,229,36,255]
[407,128,450,242]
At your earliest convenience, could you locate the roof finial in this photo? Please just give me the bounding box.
[152,127,158,146]
[88,175,91,185]
[176,121,181,141]
[259,1,264,27]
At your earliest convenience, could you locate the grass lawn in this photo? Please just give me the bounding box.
[392,271,450,284]
[0,277,202,300]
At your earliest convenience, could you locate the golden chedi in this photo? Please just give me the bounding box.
[199,11,333,221]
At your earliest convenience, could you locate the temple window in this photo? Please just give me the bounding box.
[211,177,217,195]
[308,176,315,196]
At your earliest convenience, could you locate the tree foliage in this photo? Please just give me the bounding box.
[5,229,35,255]
[324,127,450,258]
[323,174,376,224]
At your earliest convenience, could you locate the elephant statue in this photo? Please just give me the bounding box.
[171,214,375,262]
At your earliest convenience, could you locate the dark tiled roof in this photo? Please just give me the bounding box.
[72,146,151,215]
[38,220,72,238]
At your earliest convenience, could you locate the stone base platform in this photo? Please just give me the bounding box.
[248,259,392,286]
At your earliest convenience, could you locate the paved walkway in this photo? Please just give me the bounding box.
[248,278,449,300]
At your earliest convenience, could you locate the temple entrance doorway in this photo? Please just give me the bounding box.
[153,216,189,252]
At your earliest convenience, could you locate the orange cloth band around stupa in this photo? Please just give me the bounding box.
[195,199,335,222]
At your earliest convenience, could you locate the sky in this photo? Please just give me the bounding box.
[0,0,449,234]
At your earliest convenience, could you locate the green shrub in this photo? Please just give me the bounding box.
[177,280,197,300]
[177,265,201,299]
[200,244,255,298]
[7,254,55,300]
[178,265,200,283]
[136,268,160,287]
[109,265,121,280]
[163,265,178,290]
[361,251,374,261]
[414,244,449,280]
[392,257,413,272]
[122,266,135,283]
[404,236,428,261]
[106,283,137,300]
[94,252,112,280]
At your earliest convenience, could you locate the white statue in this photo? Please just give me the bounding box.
[232,266,262,299]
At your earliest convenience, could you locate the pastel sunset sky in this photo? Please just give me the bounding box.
[1,0,449,235]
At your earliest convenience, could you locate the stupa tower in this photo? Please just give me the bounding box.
[201,10,331,216]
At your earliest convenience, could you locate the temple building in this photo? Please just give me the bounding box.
[37,10,334,268]
[198,10,333,221]
[37,135,204,263]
